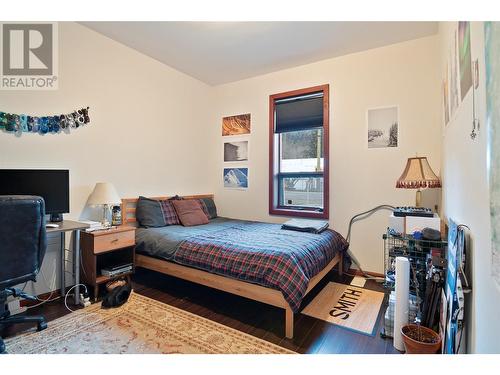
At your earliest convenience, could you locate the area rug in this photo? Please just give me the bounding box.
[5,292,294,354]
[302,282,385,336]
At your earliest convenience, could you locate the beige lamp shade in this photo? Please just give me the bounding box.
[396,157,441,189]
[87,182,121,206]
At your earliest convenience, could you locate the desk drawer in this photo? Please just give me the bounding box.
[93,230,135,254]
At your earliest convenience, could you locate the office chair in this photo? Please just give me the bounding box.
[0,195,48,354]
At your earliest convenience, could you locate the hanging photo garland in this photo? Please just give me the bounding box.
[0,107,90,135]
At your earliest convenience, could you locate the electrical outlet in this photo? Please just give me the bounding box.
[7,297,27,315]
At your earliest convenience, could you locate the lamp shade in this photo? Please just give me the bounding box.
[396,157,441,189]
[87,182,121,206]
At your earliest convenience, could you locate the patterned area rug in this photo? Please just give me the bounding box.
[5,292,294,354]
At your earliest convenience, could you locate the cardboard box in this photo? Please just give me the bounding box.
[389,213,441,235]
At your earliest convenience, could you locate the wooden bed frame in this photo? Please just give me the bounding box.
[121,194,343,339]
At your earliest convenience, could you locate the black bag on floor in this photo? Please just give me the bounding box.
[102,279,131,308]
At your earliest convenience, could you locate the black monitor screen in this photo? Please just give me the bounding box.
[0,169,69,214]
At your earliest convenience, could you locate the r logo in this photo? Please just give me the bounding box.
[2,23,53,76]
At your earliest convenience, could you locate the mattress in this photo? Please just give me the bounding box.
[135,217,348,311]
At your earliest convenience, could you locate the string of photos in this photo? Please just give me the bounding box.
[0,107,90,135]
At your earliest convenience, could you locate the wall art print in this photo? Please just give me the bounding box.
[443,66,450,126]
[223,167,248,189]
[367,106,398,148]
[485,21,500,289]
[222,113,251,136]
[224,140,249,162]
[458,21,473,101]
[449,29,460,116]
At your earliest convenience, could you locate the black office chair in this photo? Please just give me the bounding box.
[0,195,48,354]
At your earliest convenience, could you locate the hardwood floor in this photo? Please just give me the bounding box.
[1,267,399,354]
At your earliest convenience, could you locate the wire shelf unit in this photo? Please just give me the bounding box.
[383,230,447,303]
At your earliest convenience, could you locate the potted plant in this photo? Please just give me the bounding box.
[400,261,442,354]
[401,323,442,354]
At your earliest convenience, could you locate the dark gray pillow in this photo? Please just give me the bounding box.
[200,197,217,219]
[136,196,165,228]
[168,195,184,200]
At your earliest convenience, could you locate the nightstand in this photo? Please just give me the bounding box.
[80,226,136,301]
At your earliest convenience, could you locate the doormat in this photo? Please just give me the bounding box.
[302,282,385,336]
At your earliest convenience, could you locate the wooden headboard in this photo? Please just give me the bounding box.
[121,194,214,227]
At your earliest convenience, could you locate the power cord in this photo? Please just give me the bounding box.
[344,204,395,281]
[27,260,59,309]
[64,284,89,312]
[26,254,90,311]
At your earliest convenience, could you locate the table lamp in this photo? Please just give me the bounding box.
[87,182,121,227]
[396,156,441,207]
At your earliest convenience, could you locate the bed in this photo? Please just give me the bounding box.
[122,194,348,339]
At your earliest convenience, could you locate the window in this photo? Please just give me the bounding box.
[269,85,329,219]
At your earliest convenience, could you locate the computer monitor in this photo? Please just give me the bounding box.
[0,169,69,221]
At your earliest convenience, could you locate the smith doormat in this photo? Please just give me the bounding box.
[302,282,385,335]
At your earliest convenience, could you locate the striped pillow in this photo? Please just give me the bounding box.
[197,199,210,219]
[159,199,180,225]
[195,198,217,220]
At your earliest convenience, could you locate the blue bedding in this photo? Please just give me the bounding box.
[135,217,243,260]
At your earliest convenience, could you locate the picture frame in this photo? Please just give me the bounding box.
[366,105,399,149]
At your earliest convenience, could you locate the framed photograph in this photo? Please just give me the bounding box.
[458,21,473,101]
[224,140,249,162]
[222,113,251,136]
[450,29,460,116]
[223,168,248,189]
[443,70,450,126]
[367,106,399,148]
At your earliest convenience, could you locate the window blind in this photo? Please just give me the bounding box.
[275,94,323,133]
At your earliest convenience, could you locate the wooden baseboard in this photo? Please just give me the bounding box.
[346,268,385,278]
[19,289,62,307]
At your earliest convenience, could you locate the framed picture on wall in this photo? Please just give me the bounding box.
[223,167,248,189]
[458,21,473,101]
[223,140,249,162]
[222,113,251,136]
[367,106,399,148]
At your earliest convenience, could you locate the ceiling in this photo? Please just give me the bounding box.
[81,22,438,85]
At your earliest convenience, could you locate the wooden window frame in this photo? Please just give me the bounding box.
[269,84,329,219]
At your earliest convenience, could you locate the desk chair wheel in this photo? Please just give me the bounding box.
[37,320,47,331]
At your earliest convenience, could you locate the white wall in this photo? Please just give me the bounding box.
[0,22,213,214]
[0,22,213,295]
[439,21,500,354]
[209,36,442,274]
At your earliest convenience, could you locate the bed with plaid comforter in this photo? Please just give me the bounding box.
[172,221,348,312]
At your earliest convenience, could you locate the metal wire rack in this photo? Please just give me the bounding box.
[383,230,447,303]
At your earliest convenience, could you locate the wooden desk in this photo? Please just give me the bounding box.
[46,220,89,305]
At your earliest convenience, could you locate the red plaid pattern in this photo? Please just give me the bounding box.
[174,222,348,312]
[159,199,180,225]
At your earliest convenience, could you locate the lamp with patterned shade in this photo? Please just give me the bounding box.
[396,157,441,207]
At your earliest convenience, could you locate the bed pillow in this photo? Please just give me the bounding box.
[198,198,217,219]
[168,195,184,200]
[172,199,209,227]
[159,199,180,225]
[136,196,165,228]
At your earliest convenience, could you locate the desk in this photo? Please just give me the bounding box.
[46,220,89,305]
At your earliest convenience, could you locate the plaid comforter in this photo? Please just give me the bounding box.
[173,222,348,312]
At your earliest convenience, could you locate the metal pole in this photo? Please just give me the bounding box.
[60,232,65,299]
[74,230,81,305]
